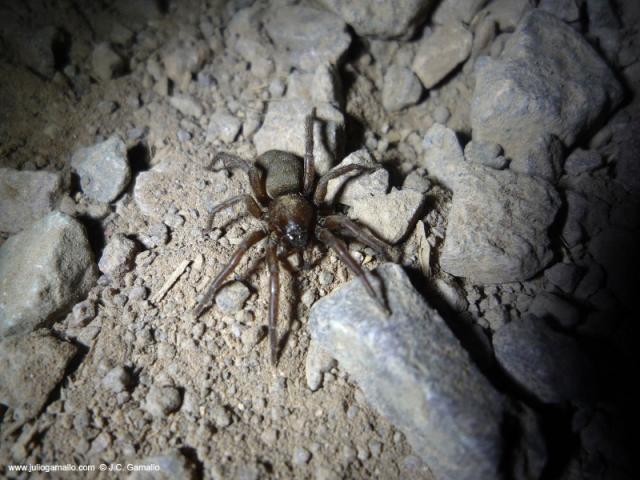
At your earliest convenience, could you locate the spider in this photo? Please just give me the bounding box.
[192,109,391,365]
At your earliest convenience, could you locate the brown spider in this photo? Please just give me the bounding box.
[193,109,391,365]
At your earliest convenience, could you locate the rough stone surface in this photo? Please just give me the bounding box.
[471,10,623,180]
[317,0,435,39]
[494,315,594,404]
[423,124,561,283]
[263,5,350,71]
[464,140,508,170]
[91,42,125,81]
[349,188,424,244]
[528,292,580,328]
[412,23,472,89]
[98,233,138,280]
[145,386,182,417]
[169,94,203,118]
[130,450,195,480]
[564,148,603,176]
[544,262,583,294]
[0,168,66,234]
[305,339,337,392]
[102,366,131,394]
[324,149,389,206]
[71,136,131,203]
[309,263,508,480]
[215,281,251,314]
[433,0,489,25]
[382,65,422,112]
[254,99,344,175]
[0,329,77,421]
[206,112,242,144]
[0,212,97,338]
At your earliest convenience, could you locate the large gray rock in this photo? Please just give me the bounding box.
[0,212,97,338]
[324,149,389,206]
[71,135,131,203]
[382,65,423,112]
[493,315,594,404]
[423,124,561,283]
[0,168,66,234]
[349,188,423,244]
[0,329,77,422]
[254,99,344,175]
[263,5,350,71]
[432,0,489,25]
[317,0,435,39]
[471,9,623,180]
[309,263,508,480]
[412,23,472,89]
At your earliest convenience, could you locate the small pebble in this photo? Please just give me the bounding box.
[318,271,334,286]
[70,300,96,327]
[216,281,251,314]
[102,366,131,393]
[293,446,311,465]
[145,386,182,417]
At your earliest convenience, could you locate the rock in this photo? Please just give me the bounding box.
[98,234,138,280]
[528,292,580,328]
[349,188,424,244]
[309,263,508,480]
[382,65,422,112]
[293,446,312,465]
[574,262,604,301]
[215,281,250,314]
[434,277,468,312]
[0,212,97,338]
[0,168,66,234]
[402,171,431,193]
[305,339,337,391]
[423,125,561,284]
[161,40,209,90]
[102,366,131,393]
[561,190,588,247]
[138,223,169,248]
[70,300,96,328]
[539,0,582,23]
[324,149,388,206]
[564,148,603,175]
[480,0,535,31]
[432,105,451,124]
[464,140,508,170]
[263,5,350,71]
[493,315,594,403]
[71,136,131,203]
[206,112,242,144]
[471,10,623,181]
[91,42,125,81]
[211,405,232,428]
[317,0,435,39]
[611,111,640,195]
[544,263,583,294]
[130,450,195,480]
[412,23,472,89]
[586,0,621,65]
[254,99,344,175]
[169,94,203,118]
[433,0,489,25]
[0,329,77,422]
[145,386,182,417]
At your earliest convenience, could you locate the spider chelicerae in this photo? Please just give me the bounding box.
[192,109,391,365]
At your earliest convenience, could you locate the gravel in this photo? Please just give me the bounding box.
[215,281,251,314]
[382,65,422,111]
[145,386,183,417]
[98,233,138,280]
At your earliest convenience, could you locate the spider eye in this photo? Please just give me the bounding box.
[285,223,307,248]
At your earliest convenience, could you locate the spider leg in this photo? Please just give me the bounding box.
[266,237,280,366]
[213,152,270,206]
[205,194,264,229]
[192,230,267,319]
[303,108,316,197]
[322,214,391,260]
[313,164,375,206]
[316,227,389,315]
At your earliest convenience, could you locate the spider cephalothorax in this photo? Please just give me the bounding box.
[193,109,391,365]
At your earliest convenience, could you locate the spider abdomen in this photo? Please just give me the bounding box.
[258,150,303,199]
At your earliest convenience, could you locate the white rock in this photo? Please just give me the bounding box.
[324,149,388,206]
[412,23,472,89]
